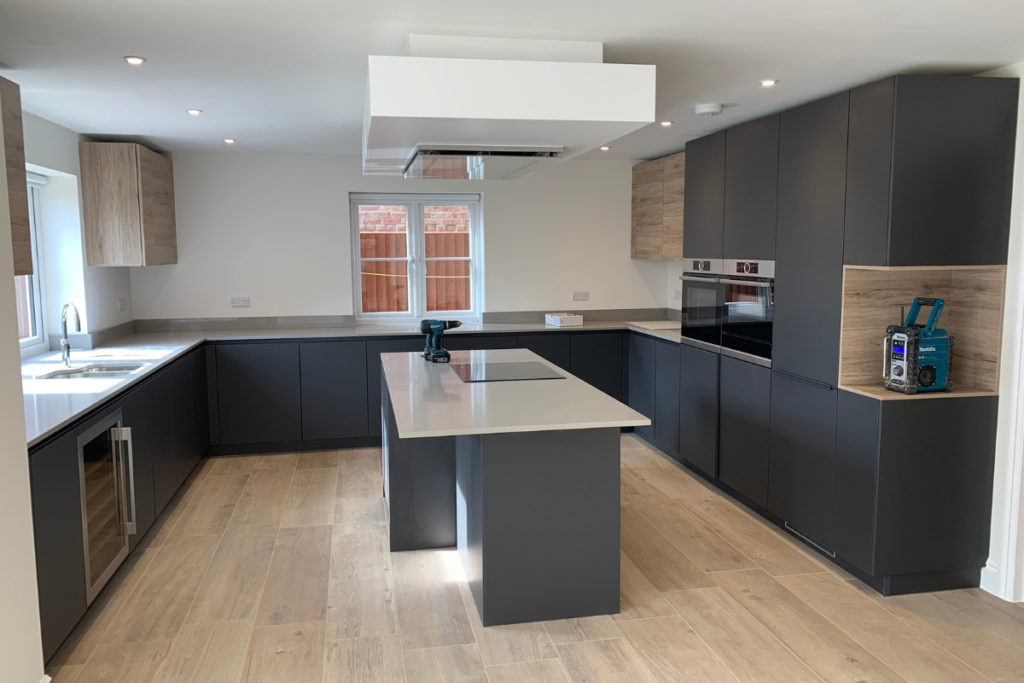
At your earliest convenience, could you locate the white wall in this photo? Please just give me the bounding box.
[981,62,1024,602]
[130,152,671,319]
[22,112,133,333]
[0,97,47,683]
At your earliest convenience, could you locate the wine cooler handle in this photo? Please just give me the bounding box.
[121,427,137,535]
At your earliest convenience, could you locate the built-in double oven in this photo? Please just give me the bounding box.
[680,258,775,365]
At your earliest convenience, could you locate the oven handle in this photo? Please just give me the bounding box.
[681,275,721,283]
[719,278,773,287]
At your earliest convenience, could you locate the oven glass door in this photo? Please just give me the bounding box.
[681,275,724,345]
[720,278,774,359]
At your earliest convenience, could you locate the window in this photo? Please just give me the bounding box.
[351,194,480,320]
[17,180,46,358]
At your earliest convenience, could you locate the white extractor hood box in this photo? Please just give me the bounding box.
[362,55,656,177]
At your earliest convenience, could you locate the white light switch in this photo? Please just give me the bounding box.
[231,297,251,308]
[675,289,682,301]
[117,298,126,312]
[572,291,589,302]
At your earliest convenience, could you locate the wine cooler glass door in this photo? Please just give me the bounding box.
[78,410,130,604]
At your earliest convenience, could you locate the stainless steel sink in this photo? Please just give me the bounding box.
[40,363,147,380]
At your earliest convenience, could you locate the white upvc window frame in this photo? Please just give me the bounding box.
[350,193,482,322]
[19,179,47,359]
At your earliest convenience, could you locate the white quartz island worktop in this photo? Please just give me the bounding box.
[381,348,650,438]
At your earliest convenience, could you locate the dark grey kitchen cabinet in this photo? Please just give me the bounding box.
[654,340,680,457]
[570,332,624,402]
[118,380,161,551]
[724,114,780,260]
[683,130,726,259]
[628,333,657,441]
[367,338,423,437]
[171,354,197,486]
[517,334,571,370]
[677,343,719,477]
[772,91,850,386]
[845,75,1019,267]
[217,342,302,445]
[190,349,210,459]
[29,430,87,663]
[148,370,178,513]
[833,391,998,592]
[768,371,838,549]
[300,340,369,440]
[718,355,771,507]
[444,334,517,351]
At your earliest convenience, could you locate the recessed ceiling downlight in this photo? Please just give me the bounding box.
[186,109,202,116]
[224,139,235,144]
[600,146,610,151]
[760,79,779,87]
[660,121,673,127]
[695,103,723,117]
[123,56,146,66]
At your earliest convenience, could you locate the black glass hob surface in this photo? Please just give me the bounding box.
[450,361,565,383]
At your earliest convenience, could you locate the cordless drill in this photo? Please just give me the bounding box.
[421,320,462,363]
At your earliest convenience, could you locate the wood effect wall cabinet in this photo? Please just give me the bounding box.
[0,76,32,275]
[630,151,684,261]
[844,75,1019,267]
[80,142,178,266]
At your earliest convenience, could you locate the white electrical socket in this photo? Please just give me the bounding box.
[231,297,251,308]
[572,291,590,302]
[117,298,126,312]
[675,289,682,301]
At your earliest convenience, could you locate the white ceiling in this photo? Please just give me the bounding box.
[1,0,1022,162]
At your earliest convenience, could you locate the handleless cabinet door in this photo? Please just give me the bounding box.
[217,342,302,445]
[570,332,624,401]
[683,131,726,259]
[768,371,838,548]
[719,356,771,507]
[628,333,657,441]
[772,92,850,386]
[654,340,681,458]
[517,334,571,370]
[29,432,87,662]
[171,356,197,485]
[724,114,780,260]
[300,340,369,440]
[678,344,719,477]
[191,349,210,459]
[367,338,424,437]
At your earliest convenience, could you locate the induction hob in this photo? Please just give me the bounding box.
[450,361,565,383]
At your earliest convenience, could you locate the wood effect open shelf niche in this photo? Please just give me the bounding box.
[838,265,1006,401]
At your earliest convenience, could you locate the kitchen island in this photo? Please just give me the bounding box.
[381,348,649,626]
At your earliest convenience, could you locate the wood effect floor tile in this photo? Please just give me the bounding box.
[102,535,220,645]
[336,496,388,534]
[556,639,657,683]
[185,458,216,484]
[616,552,677,622]
[139,480,202,550]
[403,644,486,683]
[47,665,84,683]
[543,616,623,646]
[713,570,906,683]
[297,450,340,469]
[207,455,259,475]
[665,587,819,683]
[622,469,754,573]
[255,525,331,626]
[155,619,252,683]
[933,587,1024,646]
[392,550,475,650]
[458,582,557,666]
[228,467,294,527]
[185,524,278,624]
[169,473,250,538]
[851,582,1024,683]
[624,457,711,502]
[76,640,173,683]
[680,495,822,577]
[281,467,337,528]
[253,453,299,470]
[338,449,384,498]
[49,548,159,666]
[620,505,714,592]
[241,621,326,683]
[327,531,398,639]
[780,573,990,683]
[323,634,405,683]
[485,660,572,683]
[619,447,669,471]
[617,616,741,683]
